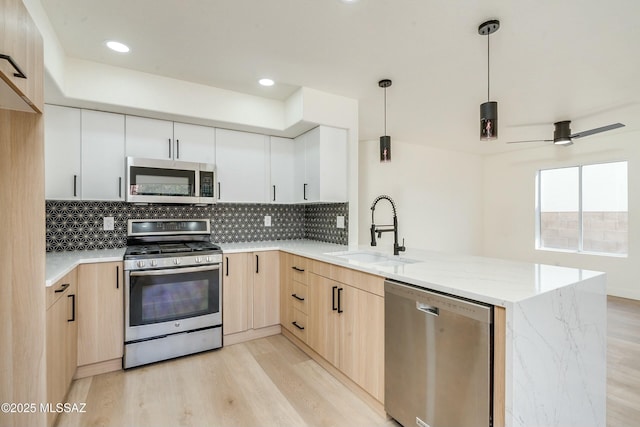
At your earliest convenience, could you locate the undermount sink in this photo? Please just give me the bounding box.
[327,251,420,267]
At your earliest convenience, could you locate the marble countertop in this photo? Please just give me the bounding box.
[220,240,605,307]
[45,248,127,287]
[46,240,604,307]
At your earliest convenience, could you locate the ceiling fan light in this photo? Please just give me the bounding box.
[480,101,498,140]
[553,138,573,146]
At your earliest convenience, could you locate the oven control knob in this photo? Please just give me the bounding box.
[174,258,181,265]
[150,260,158,267]
[136,260,146,268]
[174,322,180,328]
[206,256,212,263]
[195,257,202,264]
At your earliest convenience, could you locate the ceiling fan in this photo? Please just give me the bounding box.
[506,120,625,146]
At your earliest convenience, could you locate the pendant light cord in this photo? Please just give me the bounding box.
[487,32,490,102]
[384,86,387,135]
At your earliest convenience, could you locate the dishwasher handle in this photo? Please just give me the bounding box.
[416,302,439,316]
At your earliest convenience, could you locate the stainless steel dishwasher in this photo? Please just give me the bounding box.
[385,280,494,427]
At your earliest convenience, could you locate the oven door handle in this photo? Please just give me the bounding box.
[129,265,220,277]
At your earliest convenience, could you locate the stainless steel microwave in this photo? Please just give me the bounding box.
[126,157,215,204]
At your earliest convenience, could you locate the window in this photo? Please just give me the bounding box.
[536,161,628,255]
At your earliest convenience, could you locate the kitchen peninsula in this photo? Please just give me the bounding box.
[221,240,606,427]
[45,240,605,427]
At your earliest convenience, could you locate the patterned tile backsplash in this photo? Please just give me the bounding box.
[45,201,348,252]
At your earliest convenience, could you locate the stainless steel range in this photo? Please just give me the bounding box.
[123,218,222,369]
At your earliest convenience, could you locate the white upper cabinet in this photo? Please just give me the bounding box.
[45,105,81,200]
[215,128,268,203]
[125,116,174,160]
[270,136,295,203]
[173,122,215,164]
[81,110,125,201]
[294,126,348,203]
[125,116,215,163]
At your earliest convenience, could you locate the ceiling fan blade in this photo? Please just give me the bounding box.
[571,123,625,139]
[506,139,553,144]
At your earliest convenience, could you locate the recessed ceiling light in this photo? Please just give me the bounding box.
[340,0,359,3]
[259,78,275,87]
[106,40,130,53]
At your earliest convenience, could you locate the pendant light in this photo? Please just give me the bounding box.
[379,79,392,162]
[478,19,500,140]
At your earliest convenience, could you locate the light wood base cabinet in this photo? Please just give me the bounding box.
[280,253,310,340]
[281,254,385,403]
[46,270,78,427]
[76,262,123,378]
[308,269,385,402]
[223,251,280,342]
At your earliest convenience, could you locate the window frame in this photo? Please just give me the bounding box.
[535,160,628,257]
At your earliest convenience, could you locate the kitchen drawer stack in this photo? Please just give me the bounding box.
[280,253,310,342]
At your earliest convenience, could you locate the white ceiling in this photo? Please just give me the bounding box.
[39,0,640,154]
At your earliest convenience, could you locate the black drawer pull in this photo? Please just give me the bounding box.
[68,294,76,322]
[55,283,69,293]
[291,266,305,272]
[0,54,27,78]
[332,286,338,311]
[292,321,305,331]
[116,266,120,289]
[337,287,344,313]
[291,293,305,302]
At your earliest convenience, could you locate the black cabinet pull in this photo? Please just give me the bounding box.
[118,177,122,198]
[68,294,76,322]
[0,54,27,79]
[292,321,305,331]
[337,288,344,313]
[273,185,276,201]
[218,182,221,200]
[256,254,259,274]
[332,286,338,311]
[291,293,305,302]
[55,283,69,293]
[176,139,180,159]
[168,138,172,158]
[73,175,77,197]
[303,183,308,200]
[116,266,119,289]
[225,256,229,276]
[291,266,305,272]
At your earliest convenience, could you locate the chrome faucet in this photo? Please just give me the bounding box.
[370,195,405,256]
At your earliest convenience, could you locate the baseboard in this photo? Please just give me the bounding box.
[223,324,281,346]
[74,358,122,379]
[608,288,640,301]
[281,328,386,419]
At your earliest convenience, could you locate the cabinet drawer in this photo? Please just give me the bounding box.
[46,270,77,309]
[290,309,308,343]
[291,281,308,314]
[290,255,309,285]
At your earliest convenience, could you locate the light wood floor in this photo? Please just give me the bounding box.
[57,334,397,427]
[607,296,640,427]
[57,296,639,427]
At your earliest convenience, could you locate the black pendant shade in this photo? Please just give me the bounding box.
[480,101,498,140]
[380,135,391,162]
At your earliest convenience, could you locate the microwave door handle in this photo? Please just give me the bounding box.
[130,265,220,277]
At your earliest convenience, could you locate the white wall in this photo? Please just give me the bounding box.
[483,131,640,299]
[359,139,484,255]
